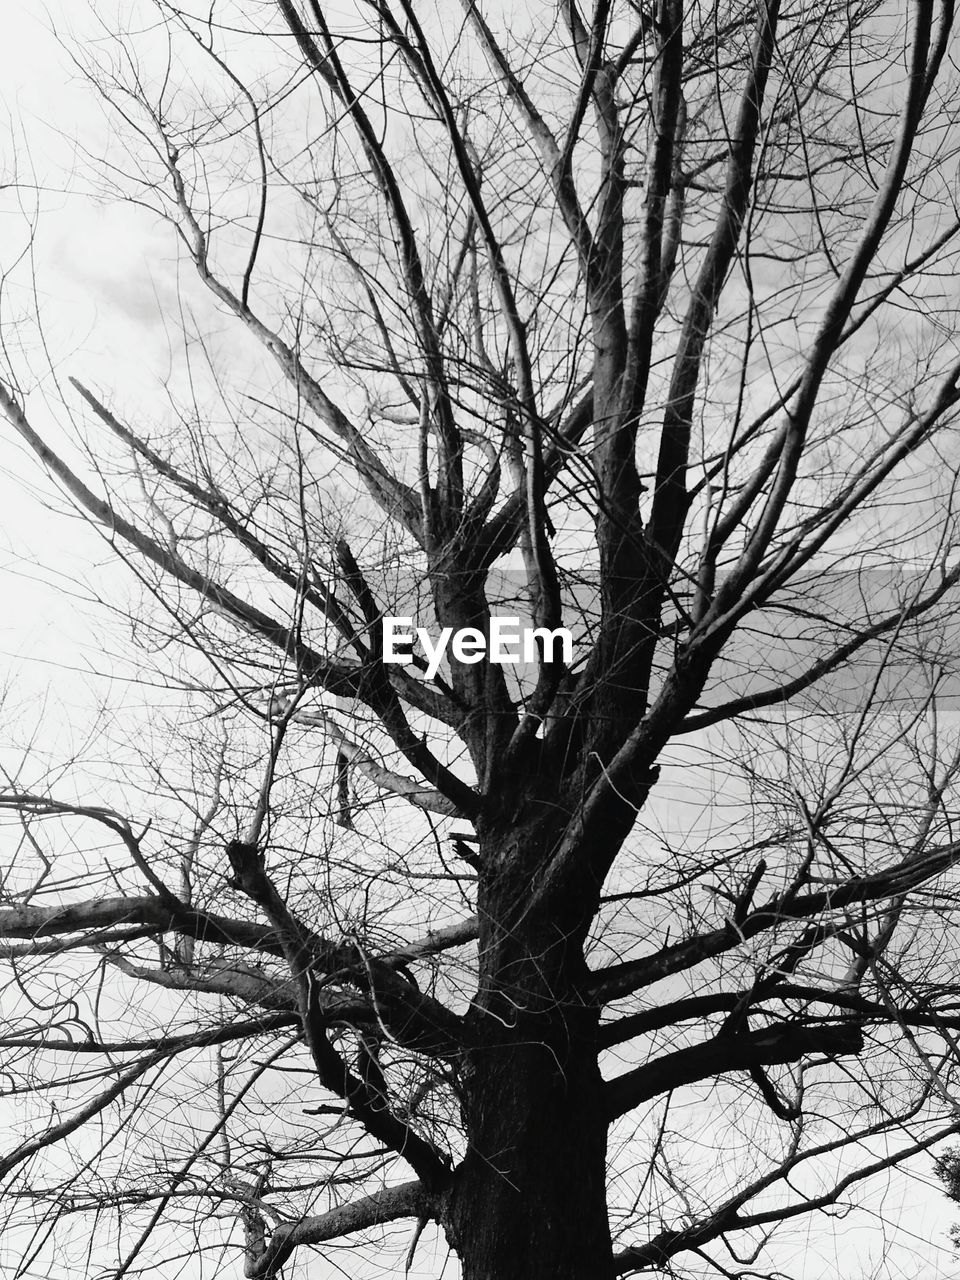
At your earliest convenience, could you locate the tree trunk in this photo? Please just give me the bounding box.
[443,874,613,1280]
[444,1021,612,1279]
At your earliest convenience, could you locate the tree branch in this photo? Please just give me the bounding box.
[243,1178,434,1279]
[612,1115,960,1274]
[587,838,960,1005]
[605,1022,862,1121]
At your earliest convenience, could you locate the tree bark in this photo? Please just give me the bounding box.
[443,872,613,1280]
[445,1030,611,1279]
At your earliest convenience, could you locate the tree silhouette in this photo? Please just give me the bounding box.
[3,2,960,1277]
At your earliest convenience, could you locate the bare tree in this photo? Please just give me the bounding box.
[3,2,960,1277]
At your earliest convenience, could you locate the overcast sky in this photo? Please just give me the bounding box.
[0,3,187,742]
